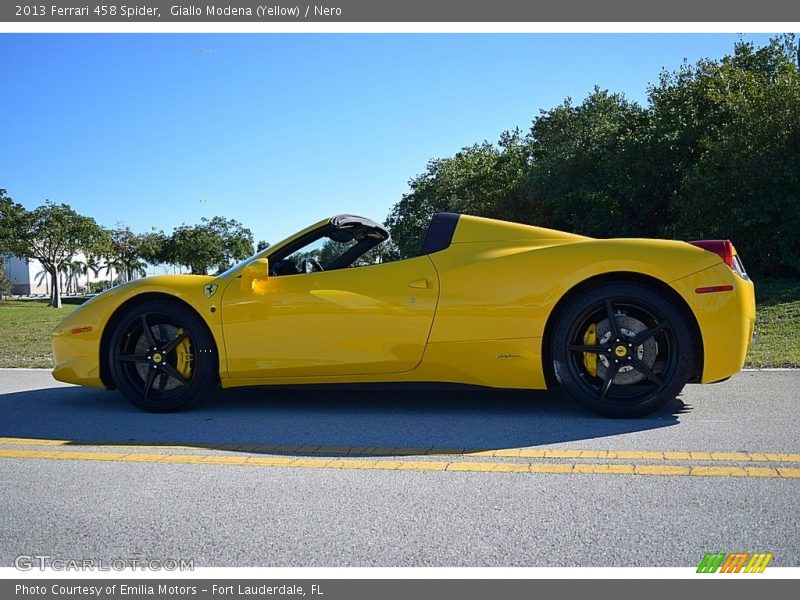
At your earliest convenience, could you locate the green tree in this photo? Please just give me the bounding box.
[107,226,149,283]
[385,34,799,276]
[386,130,530,258]
[207,216,255,272]
[34,267,50,295]
[0,190,25,298]
[59,261,73,295]
[103,257,124,286]
[10,201,105,307]
[168,223,223,275]
[85,254,103,292]
[66,259,87,294]
[0,189,25,253]
[650,35,800,274]
[137,230,169,267]
[167,216,254,274]
[527,89,651,237]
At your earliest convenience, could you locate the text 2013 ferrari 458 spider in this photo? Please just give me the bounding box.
[52,213,755,417]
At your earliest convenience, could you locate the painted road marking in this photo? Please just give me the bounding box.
[1,448,800,479]
[0,438,799,463]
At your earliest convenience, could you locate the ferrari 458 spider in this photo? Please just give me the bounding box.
[53,213,755,417]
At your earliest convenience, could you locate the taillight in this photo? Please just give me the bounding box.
[689,239,734,267]
[689,239,749,281]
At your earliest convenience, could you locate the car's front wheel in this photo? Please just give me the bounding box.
[108,300,218,412]
[551,282,694,418]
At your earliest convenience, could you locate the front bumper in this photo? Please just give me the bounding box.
[51,305,106,389]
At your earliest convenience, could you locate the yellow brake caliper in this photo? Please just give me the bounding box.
[173,328,193,380]
[583,323,597,377]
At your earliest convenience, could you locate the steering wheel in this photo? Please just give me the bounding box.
[300,258,324,273]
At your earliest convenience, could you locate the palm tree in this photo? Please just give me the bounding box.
[57,262,80,296]
[103,257,124,286]
[69,259,87,294]
[34,266,50,296]
[85,254,101,292]
[58,262,70,295]
[127,258,147,281]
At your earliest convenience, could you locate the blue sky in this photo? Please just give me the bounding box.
[0,33,779,246]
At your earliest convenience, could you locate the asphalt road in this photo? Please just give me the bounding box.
[0,368,798,567]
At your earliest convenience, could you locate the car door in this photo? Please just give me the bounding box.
[220,255,439,379]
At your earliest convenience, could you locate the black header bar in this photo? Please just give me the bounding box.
[3,0,800,23]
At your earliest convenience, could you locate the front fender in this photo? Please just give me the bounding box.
[52,276,227,388]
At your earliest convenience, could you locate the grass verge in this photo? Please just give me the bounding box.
[746,278,800,368]
[0,300,76,368]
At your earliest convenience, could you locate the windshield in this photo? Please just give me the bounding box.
[215,249,265,280]
[213,216,388,280]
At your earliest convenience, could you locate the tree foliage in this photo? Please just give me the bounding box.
[160,216,254,275]
[653,36,800,272]
[1,187,259,304]
[0,189,24,299]
[0,189,26,254]
[7,200,105,307]
[527,89,653,237]
[105,227,151,283]
[386,130,530,258]
[386,35,800,276]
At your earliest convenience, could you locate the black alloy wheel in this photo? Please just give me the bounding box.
[109,300,218,412]
[551,282,694,418]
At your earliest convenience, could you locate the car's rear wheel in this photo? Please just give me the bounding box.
[109,300,218,412]
[551,282,693,418]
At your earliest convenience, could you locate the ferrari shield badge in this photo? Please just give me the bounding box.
[203,283,218,298]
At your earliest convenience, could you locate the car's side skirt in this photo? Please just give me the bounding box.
[219,337,546,390]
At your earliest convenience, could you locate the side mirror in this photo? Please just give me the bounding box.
[241,257,269,293]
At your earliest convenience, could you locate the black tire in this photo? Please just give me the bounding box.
[108,299,218,412]
[551,282,693,418]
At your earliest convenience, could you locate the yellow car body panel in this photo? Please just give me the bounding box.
[220,255,439,379]
[50,218,334,388]
[52,214,755,394]
[52,274,220,388]
[426,237,721,344]
[670,262,756,383]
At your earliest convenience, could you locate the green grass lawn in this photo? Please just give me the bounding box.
[0,279,798,369]
[746,278,800,368]
[0,300,76,368]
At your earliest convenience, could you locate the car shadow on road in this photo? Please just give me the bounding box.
[0,383,689,455]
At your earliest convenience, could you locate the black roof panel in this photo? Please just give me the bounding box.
[329,214,389,239]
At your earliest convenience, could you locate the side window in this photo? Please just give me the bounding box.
[270,235,357,276]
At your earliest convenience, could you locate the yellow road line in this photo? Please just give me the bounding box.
[2,448,800,479]
[1,437,799,463]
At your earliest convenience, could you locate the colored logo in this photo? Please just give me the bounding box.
[697,552,773,573]
[203,283,218,298]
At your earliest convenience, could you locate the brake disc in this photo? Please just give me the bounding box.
[596,315,658,385]
[134,324,183,391]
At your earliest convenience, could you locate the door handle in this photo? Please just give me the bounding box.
[408,278,429,289]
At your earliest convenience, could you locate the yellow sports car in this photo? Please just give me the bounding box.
[52,213,755,417]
